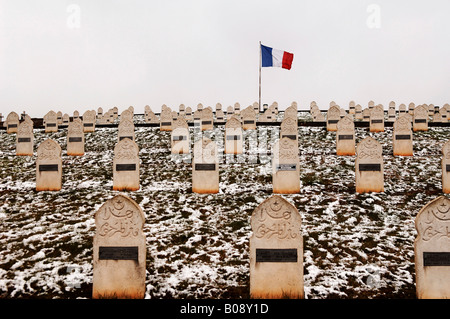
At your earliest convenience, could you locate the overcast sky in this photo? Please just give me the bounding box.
[1,0,449,118]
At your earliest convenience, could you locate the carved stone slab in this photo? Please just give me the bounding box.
[280,117,298,144]
[414,196,450,299]
[192,138,219,193]
[93,194,146,299]
[326,105,340,131]
[370,105,384,132]
[393,115,413,156]
[225,117,243,154]
[442,141,450,193]
[272,137,300,194]
[241,106,257,130]
[67,118,85,156]
[44,111,58,133]
[36,139,62,191]
[336,115,355,156]
[201,108,214,131]
[6,112,19,134]
[355,137,384,193]
[113,138,140,191]
[250,195,304,299]
[118,119,135,143]
[83,110,96,133]
[160,106,172,131]
[16,121,34,156]
[171,118,190,154]
[413,105,428,132]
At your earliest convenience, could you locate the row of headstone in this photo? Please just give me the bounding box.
[90,192,449,299]
[5,101,447,132]
[22,120,450,196]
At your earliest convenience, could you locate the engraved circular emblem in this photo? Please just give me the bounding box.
[270,199,283,212]
[433,198,450,221]
[113,197,125,210]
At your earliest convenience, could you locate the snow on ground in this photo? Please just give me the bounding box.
[0,112,448,299]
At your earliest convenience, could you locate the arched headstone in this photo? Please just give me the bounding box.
[201,108,214,131]
[16,121,34,156]
[326,105,340,131]
[44,111,58,133]
[393,115,413,156]
[6,112,19,134]
[192,138,219,193]
[280,117,298,143]
[215,110,225,122]
[284,105,297,120]
[118,119,135,142]
[354,104,363,120]
[362,108,371,122]
[171,117,190,154]
[67,118,85,156]
[370,105,384,132]
[414,196,450,299]
[113,138,140,191]
[241,107,257,130]
[83,110,96,133]
[272,137,300,194]
[93,194,146,299]
[250,195,304,299]
[355,137,383,193]
[349,100,356,114]
[413,105,428,131]
[336,115,355,156]
[160,106,172,131]
[225,117,243,154]
[36,139,62,191]
[442,141,450,193]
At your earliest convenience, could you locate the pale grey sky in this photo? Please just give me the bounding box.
[1,0,449,117]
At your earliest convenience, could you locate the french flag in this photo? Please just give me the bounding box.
[261,44,294,70]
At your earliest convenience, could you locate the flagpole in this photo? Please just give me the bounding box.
[259,41,262,113]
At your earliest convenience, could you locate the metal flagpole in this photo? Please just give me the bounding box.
[259,41,262,113]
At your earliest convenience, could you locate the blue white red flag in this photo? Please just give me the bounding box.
[261,44,294,70]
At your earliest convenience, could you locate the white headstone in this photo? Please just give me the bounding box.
[414,196,450,299]
[118,119,135,142]
[67,118,85,156]
[44,111,58,133]
[250,195,304,299]
[113,138,140,191]
[92,194,146,299]
[36,139,62,191]
[326,106,340,131]
[272,137,300,194]
[16,121,34,156]
[413,105,428,131]
[442,141,450,194]
[192,138,219,193]
[336,115,355,156]
[225,117,243,154]
[370,105,384,132]
[6,112,20,133]
[280,117,298,144]
[393,115,413,156]
[83,110,96,133]
[355,137,384,193]
[241,107,257,130]
[171,117,190,154]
